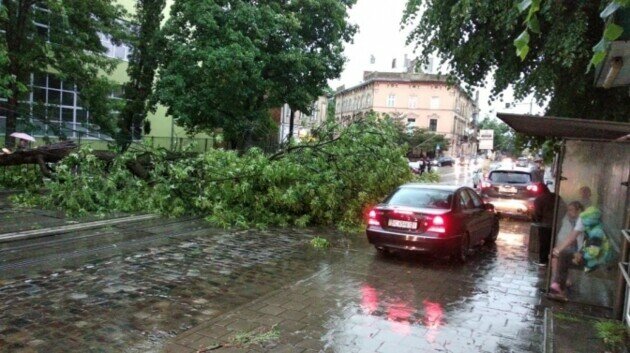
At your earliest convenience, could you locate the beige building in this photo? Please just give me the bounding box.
[334,71,478,156]
[278,96,328,143]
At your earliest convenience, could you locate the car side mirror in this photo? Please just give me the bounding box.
[545,180,553,185]
[484,203,495,211]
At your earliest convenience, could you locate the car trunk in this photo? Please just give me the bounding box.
[483,182,530,199]
[375,206,449,234]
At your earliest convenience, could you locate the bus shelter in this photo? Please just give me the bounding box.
[497,113,630,321]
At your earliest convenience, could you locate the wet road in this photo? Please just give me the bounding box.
[435,163,477,187]
[169,220,545,353]
[0,167,545,353]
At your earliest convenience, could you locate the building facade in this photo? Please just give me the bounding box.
[0,0,211,151]
[334,71,478,156]
[278,96,328,143]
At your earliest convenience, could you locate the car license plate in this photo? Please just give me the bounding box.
[499,186,517,194]
[388,219,417,229]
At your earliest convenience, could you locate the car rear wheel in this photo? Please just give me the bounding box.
[453,233,470,263]
[486,219,499,243]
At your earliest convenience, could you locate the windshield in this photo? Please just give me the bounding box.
[489,171,531,184]
[385,188,453,209]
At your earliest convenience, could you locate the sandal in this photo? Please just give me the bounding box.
[546,292,568,302]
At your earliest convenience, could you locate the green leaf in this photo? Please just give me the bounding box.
[590,50,607,67]
[517,44,530,60]
[517,0,533,13]
[514,30,530,45]
[514,29,530,59]
[600,1,621,19]
[603,23,624,41]
[527,15,541,34]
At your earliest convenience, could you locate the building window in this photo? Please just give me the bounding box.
[33,6,51,42]
[407,118,416,133]
[387,94,396,107]
[409,96,418,109]
[429,118,438,132]
[21,73,116,139]
[430,96,440,109]
[99,33,131,61]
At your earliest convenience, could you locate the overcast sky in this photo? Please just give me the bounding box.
[329,0,547,119]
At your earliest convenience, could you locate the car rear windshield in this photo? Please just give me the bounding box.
[385,188,453,209]
[489,171,531,184]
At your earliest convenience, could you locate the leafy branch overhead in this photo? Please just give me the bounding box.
[515,0,628,68]
[403,0,629,122]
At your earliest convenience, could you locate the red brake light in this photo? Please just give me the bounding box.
[428,215,446,233]
[527,184,539,193]
[481,181,491,189]
[432,216,445,226]
[368,209,381,226]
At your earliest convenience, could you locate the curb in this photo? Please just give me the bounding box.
[0,214,159,243]
[543,307,554,353]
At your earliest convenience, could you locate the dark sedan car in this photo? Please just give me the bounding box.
[366,184,499,262]
[437,157,455,167]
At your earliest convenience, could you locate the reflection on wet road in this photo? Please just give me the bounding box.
[171,219,545,353]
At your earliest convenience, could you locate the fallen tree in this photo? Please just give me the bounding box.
[12,116,414,230]
[0,141,78,178]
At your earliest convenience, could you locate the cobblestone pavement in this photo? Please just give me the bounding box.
[168,219,546,353]
[0,219,336,353]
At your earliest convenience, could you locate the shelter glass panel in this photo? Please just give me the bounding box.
[549,140,629,308]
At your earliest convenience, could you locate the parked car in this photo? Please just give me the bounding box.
[436,156,455,167]
[478,166,544,219]
[515,157,530,168]
[366,184,499,262]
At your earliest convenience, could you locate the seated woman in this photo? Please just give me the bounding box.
[550,201,584,290]
[550,206,613,300]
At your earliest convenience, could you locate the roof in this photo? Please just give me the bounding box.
[334,71,476,104]
[401,184,461,192]
[497,113,630,141]
[491,167,536,173]
[335,72,446,95]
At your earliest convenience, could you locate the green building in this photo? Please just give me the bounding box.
[0,0,213,151]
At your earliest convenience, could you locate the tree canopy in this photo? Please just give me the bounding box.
[154,0,356,149]
[117,0,166,150]
[476,117,516,155]
[402,0,629,122]
[0,0,128,146]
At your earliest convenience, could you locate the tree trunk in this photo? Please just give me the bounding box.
[0,141,77,167]
[288,108,295,144]
[4,96,18,148]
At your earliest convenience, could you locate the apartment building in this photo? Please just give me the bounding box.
[334,71,479,156]
[277,96,328,143]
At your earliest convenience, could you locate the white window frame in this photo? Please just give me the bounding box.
[409,95,418,109]
[431,96,440,109]
[387,94,396,107]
